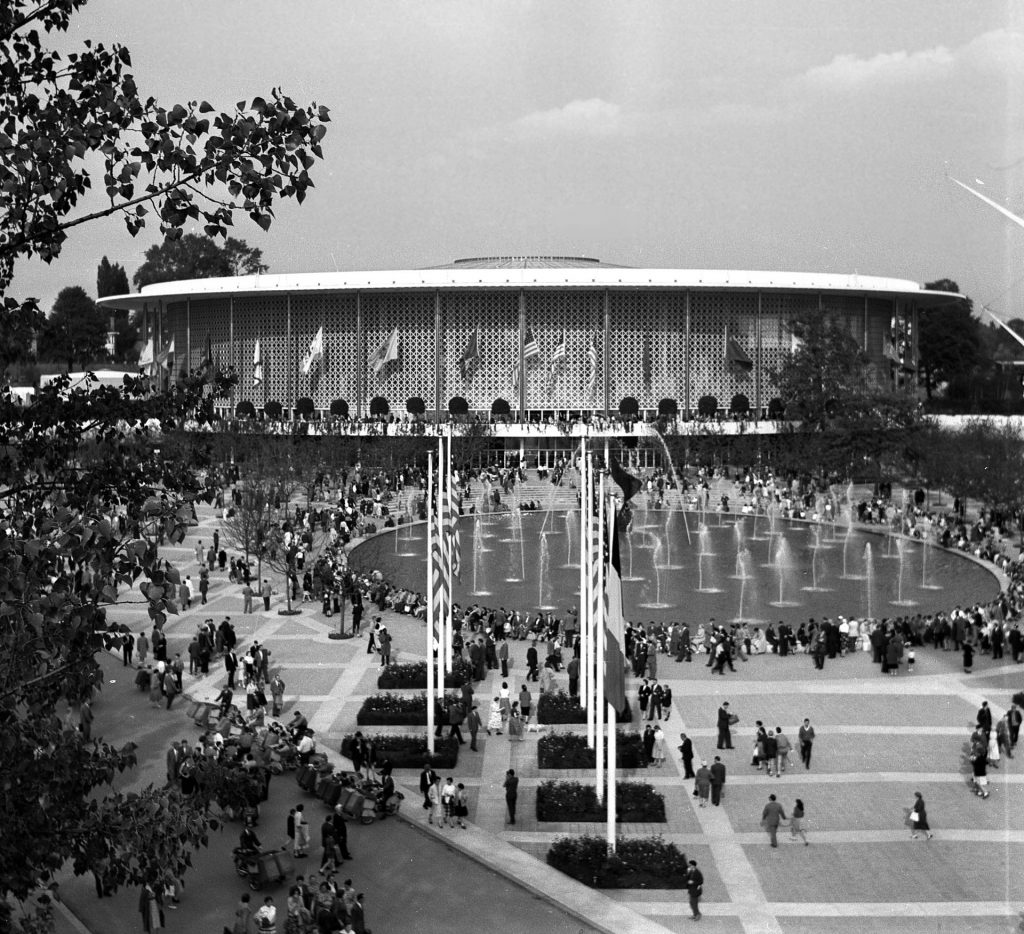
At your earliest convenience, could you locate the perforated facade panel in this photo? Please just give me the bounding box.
[442,290,518,413]
[524,290,602,410]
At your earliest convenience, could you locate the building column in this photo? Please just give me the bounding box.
[186,299,191,375]
[434,290,442,424]
[286,294,292,416]
[229,296,235,407]
[355,292,363,418]
[602,289,610,418]
[518,289,526,418]
[755,292,762,417]
[683,291,691,417]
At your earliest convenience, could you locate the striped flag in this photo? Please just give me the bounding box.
[524,328,541,359]
[603,501,627,715]
[444,482,461,581]
[586,338,598,397]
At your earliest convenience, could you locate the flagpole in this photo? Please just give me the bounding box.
[606,482,617,851]
[595,469,605,805]
[581,439,593,744]
[437,431,446,700]
[445,422,454,673]
[426,449,435,755]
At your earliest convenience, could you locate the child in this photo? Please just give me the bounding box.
[907,648,915,673]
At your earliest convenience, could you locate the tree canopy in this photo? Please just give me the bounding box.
[96,256,130,298]
[40,285,108,368]
[918,281,982,400]
[133,234,267,289]
[0,1,329,928]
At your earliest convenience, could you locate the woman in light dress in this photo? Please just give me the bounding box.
[487,697,503,735]
[651,725,666,766]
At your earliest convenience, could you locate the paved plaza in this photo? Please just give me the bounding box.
[57,499,1024,934]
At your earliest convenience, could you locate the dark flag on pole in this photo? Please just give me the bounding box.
[200,333,215,384]
[724,325,753,372]
[460,329,481,381]
[609,455,642,503]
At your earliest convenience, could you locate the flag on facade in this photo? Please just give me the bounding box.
[550,331,566,371]
[253,339,263,387]
[603,505,627,715]
[459,329,481,381]
[138,336,154,368]
[156,336,175,369]
[883,331,902,365]
[790,329,804,355]
[511,358,520,393]
[200,333,216,383]
[369,326,400,376]
[724,325,753,372]
[524,328,541,359]
[301,326,324,375]
[586,338,598,397]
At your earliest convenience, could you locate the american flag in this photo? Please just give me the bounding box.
[603,498,627,715]
[524,328,541,359]
[444,482,461,581]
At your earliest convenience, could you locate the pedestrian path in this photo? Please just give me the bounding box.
[60,500,1024,934]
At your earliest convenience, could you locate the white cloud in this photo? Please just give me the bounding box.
[510,98,624,138]
[795,29,1024,93]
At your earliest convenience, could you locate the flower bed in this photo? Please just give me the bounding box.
[538,690,632,724]
[536,780,665,823]
[340,733,459,769]
[547,835,687,888]
[356,692,462,725]
[537,731,646,769]
[377,658,471,690]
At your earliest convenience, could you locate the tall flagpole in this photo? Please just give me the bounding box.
[607,485,618,851]
[436,431,446,700]
[426,449,435,754]
[445,422,454,673]
[595,468,605,804]
[580,439,593,746]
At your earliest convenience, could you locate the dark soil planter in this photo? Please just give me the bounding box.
[536,780,666,822]
[547,835,688,889]
[377,659,471,690]
[356,692,461,726]
[537,731,646,769]
[340,733,459,770]
[538,691,632,724]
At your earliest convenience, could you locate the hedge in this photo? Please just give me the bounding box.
[537,731,646,769]
[547,835,688,888]
[538,690,632,724]
[340,733,459,769]
[356,692,462,725]
[536,780,665,823]
[377,658,471,690]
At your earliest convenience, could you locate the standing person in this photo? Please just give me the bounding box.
[418,762,437,815]
[440,777,457,828]
[121,630,135,667]
[685,859,704,921]
[270,673,285,718]
[649,682,664,721]
[504,768,519,824]
[350,588,363,635]
[519,684,532,723]
[678,733,696,779]
[487,697,503,735]
[261,579,272,612]
[378,627,392,666]
[498,638,509,678]
[566,654,580,697]
[798,718,815,770]
[908,791,933,840]
[242,582,254,615]
[526,642,539,682]
[454,782,468,829]
[293,803,309,858]
[642,725,656,766]
[253,896,277,934]
[427,774,443,827]
[136,631,149,667]
[761,793,786,848]
[773,727,791,777]
[996,712,1014,760]
[139,878,164,932]
[709,756,726,806]
[717,702,735,749]
[638,680,651,720]
[507,702,524,741]
[229,892,255,934]
[977,701,993,737]
[467,704,482,751]
[1009,701,1022,749]
[652,724,666,766]
[661,684,672,720]
[790,798,809,845]
[694,760,712,808]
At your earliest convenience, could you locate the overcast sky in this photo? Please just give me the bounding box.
[11,0,1024,320]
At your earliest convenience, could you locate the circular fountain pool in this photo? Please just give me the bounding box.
[349,510,1000,625]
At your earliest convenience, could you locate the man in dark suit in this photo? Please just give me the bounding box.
[686,860,704,921]
[717,702,734,749]
[710,756,727,806]
[351,589,363,635]
[678,733,695,779]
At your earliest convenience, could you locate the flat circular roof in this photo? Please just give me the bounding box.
[98,261,964,311]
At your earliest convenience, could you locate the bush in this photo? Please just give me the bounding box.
[356,692,461,725]
[340,733,459,770]
[538,691,632,724]
[536,781,665,822]
[537,731,646,769]
[546,835,688,888]
[377,658,471,690]
[342,733,458,770]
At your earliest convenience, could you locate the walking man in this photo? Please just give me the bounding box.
[467,704,482,751]
[717,701,735,749]
[686,859,704,921]
[798,718,815,769]
[242,582,254,615]
[761,793,786,848]
[679,732,695,779]
[504,768,519,824]
[710,755,726,806]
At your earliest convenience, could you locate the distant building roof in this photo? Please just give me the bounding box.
[424,256,626,269]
